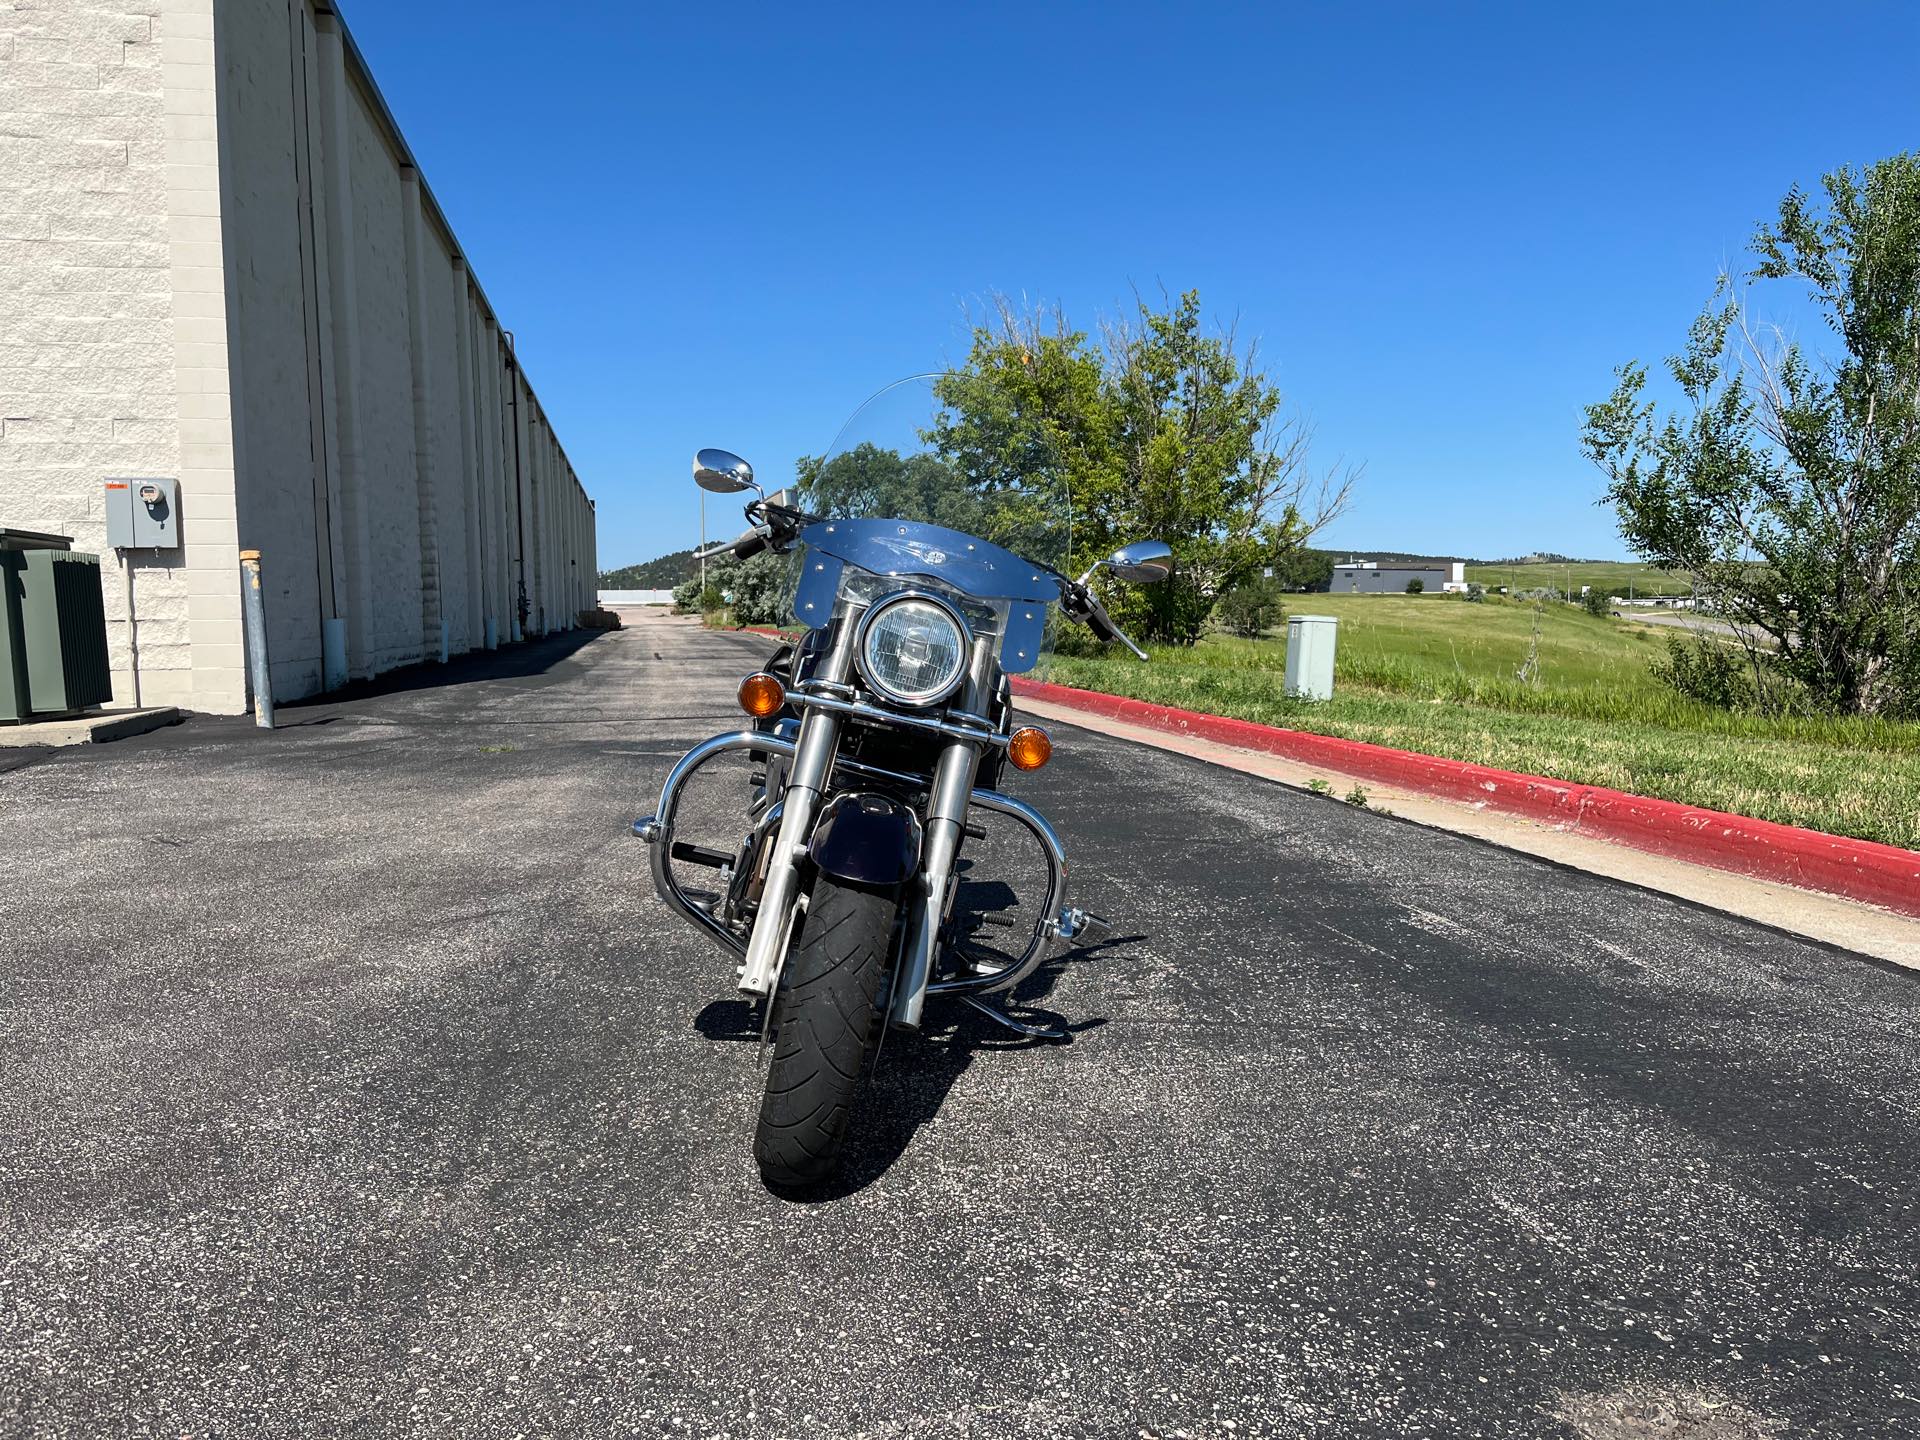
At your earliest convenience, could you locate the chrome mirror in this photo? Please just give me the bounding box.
[693,448,757,494]
[1106,539,1173,584]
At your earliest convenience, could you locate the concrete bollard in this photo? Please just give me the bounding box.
[321,616,347,691]
[239,549,274,729]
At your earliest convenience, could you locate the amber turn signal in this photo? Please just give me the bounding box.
[1007,726,1052,771]
[737,672,786,719]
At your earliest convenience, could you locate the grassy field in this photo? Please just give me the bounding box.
[1041,592,1920,850]
[1463,560,1692,597]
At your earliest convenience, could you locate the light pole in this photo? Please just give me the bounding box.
[698,489,706,598]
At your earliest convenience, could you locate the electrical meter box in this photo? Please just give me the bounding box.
[104,477,179,549]
[1284,614,1339,701]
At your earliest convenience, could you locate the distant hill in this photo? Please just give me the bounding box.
[1479,551,1601,566]
[598,548,696,589]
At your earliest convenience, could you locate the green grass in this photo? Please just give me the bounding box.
[1042,593,1920,850]
[1282,593,1675,696]
[1463,559,1692,596]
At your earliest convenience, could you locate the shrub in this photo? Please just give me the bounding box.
[1653,635,1755,711]
[1405,578,1425,594]
[1581,587,1611,618]
[1212,577,1286,637]
[679,551,792,626]
[1465,583,1486,603]
[727,550,792,627]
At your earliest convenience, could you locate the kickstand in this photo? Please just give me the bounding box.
[962,994,1065,1041]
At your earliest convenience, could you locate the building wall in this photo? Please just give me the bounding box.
[0,0,246,712]
[1333,566,1450,594]
[211,0,594,696]
[214,0,324,700]
[0,0,595,714]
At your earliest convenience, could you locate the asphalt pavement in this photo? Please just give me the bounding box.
[1,609,1916,1439]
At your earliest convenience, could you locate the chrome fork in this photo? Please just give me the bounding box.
[889,637,996,1030]
[735,632,851,997]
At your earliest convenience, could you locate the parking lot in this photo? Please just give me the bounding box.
[2,610,1916,1438]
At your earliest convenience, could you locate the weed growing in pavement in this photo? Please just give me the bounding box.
[1344,784,1371,807]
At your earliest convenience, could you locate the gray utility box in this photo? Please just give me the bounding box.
[1284,614,1338,701]
[104,477,179,548]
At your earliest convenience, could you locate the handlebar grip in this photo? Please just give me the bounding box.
[731,530,769,560]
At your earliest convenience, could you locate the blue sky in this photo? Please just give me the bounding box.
[344,1,1920,569]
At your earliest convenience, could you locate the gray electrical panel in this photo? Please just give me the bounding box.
[1284,614,1339,701]
[104,477,179,549]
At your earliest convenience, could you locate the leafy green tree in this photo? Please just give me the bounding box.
[1583,155,1920,715]
[795,443,986,534]
[1405,577,1424,594]
[1270,547,1335,592]
[933,292,1354,645]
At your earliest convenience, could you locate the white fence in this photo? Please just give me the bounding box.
[598,589,675,606]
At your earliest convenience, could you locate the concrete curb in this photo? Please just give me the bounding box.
[1011,677,1920,921]
[0,706,184,748]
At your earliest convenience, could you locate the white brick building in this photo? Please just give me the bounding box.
[0,0,596,714]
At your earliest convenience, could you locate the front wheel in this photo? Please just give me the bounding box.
[754,875,896,1189]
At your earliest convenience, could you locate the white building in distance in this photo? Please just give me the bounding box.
[0,0,596,714]
[1331,560,1468,594]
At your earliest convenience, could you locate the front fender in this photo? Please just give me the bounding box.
[808,792,923,888]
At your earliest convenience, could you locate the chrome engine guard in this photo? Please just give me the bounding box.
[633,730,1070,999]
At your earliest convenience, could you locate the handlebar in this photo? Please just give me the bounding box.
[699,499,821,564]
[697,527,768,562]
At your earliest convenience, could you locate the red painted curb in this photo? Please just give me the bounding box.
[1012,677,1920,920]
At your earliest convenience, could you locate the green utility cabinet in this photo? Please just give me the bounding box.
[1,529,113,722]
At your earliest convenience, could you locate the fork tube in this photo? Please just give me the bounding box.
[891,638,996,1030]
[737,628,851,996]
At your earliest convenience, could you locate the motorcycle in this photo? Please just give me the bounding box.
[634,375,1170,1188]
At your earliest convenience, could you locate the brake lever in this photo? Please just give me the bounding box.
[1071,584,1150,661]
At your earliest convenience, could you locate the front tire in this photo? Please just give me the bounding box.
[754,876,896,1189]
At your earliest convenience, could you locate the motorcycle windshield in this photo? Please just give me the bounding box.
[789,374,1073,672]
[798,521,1059,606]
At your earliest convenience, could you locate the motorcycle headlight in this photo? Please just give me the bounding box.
[857,594,969,707]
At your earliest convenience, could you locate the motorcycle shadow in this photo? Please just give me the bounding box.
[691,933,1137,1201]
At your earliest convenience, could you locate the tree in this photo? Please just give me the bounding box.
[932,292,1355,645]
[1405,577,1424,594]
[796,443,985,533]
[1270,547,1335,592]
[1583,155,1920,716]
[1213,575,1286,637]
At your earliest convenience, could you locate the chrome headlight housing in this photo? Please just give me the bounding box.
[856,592,970,708]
